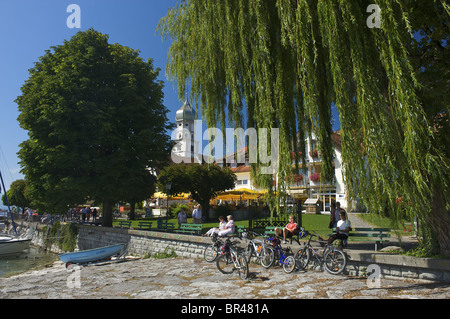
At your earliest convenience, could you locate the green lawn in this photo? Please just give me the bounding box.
[113,214,332,237]
[357,212,415,236]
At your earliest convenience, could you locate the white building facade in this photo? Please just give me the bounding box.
[219,132,349,213]
[286,132,348,212]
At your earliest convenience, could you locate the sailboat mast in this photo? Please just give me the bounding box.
[0,169,18,236]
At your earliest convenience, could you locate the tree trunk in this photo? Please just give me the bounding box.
[128,202,136,220]
[429,188,450,257]
[199,200,210,221]
[103,201,113,227]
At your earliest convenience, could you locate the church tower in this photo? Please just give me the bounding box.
[172,96,200,163]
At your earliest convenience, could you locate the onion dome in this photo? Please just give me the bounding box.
[175,97,196,121]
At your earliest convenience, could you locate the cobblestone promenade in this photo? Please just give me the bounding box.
[1,256,448,300]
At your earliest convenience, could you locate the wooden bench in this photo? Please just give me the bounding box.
[224,225,246,238]
[157,221,176,231]
[136,221,152,230]
[117,221,132,229]
[176,223,203,235]
[235,225,245,236]
[348,227,391,251]
[264,226,277,236]
[263,226,303,244]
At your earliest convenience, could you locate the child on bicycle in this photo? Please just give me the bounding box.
[275,215,299,244]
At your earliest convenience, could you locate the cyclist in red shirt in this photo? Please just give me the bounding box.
[275,215,299,244]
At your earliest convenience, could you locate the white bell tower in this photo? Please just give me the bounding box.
[172,96,200,163]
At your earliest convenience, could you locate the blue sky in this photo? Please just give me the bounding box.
[0,0,180,191]
[0,0,341,195]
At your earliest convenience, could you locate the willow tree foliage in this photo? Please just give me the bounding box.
[158,0,449,255]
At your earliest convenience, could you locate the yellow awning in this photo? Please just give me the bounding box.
[215,188,266,200]
[152,192,191,200]
[217,188,267,196]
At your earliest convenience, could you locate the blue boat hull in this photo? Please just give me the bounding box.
[59,243,126,264]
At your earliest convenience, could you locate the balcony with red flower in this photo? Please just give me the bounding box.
[309,149,319,158]
[309,172,321,182]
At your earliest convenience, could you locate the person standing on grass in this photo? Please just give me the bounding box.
[192,204,202,224]
[177,207,187,228]
[330,202,342,228]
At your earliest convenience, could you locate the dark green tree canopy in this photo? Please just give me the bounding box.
[158,0,449,254]
[17,29,173,225]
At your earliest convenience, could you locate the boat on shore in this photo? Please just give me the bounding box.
[0,170,34,256]
[0,236,32,256]
[58,243,127,267]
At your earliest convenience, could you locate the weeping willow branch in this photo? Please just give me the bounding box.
[157,0,449,253]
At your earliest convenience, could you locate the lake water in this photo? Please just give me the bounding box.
[0,246,58,277]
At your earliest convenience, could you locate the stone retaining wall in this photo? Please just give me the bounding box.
[76,225,209,259]
[345,250,450,283]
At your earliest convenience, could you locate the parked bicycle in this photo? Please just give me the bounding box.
[293,230,347,275]
[265,237,296,273]
[242,230,274,267]
[216,236,249,280]
[203,233,224,262]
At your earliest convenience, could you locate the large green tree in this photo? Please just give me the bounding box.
[1,179,31,214]
[17,29,173,227]
[157,164,237,219]
[158,0,449,255]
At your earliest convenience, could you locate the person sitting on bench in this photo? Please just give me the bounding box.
[218,215,235,236]
[327,210,351,245]
[204,216,226,237]
[275,215,299,244]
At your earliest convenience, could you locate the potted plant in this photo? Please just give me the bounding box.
[309,173,320,182]
[309,149,319,158]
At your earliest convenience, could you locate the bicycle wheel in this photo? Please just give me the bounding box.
[237,254,249,280]
[204,244,218,262]
[244,244,254,264]
[216,253,235,274]
[260,245,275,268]
[282,256,296,273]
[294,246,310,270]
[324,248,346,275]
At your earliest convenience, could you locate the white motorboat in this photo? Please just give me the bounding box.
[0,169,34,256]
[0,236,31,256]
